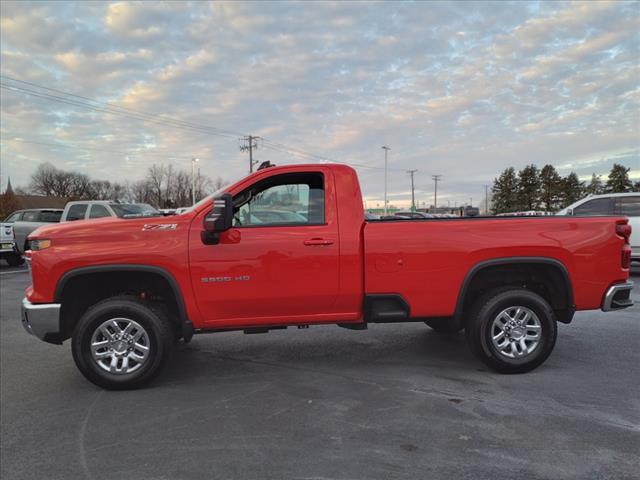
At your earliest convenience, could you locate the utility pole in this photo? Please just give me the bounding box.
[239,135,261,173]
[407,169,418,212]
[191,158,200,205]
[432,175,442,212]
[382,146,391,215]
[484,185,489,215]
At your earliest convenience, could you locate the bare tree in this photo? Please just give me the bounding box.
[29,163,58,196]
[26,161,221,207]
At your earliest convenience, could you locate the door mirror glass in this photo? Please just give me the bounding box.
[203,193,233,233]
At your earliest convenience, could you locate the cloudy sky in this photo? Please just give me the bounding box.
[1,1,638,208]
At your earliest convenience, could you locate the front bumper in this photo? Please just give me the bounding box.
[0,241,17,254]
[21,298,62,344]
[601,282,634,312]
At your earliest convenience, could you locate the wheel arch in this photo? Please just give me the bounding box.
[455,257,575,326]
[55,264,193,342]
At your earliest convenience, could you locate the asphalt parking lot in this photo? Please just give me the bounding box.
[1,263,639,480]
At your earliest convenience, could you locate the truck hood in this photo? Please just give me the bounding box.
[28,215,193,240]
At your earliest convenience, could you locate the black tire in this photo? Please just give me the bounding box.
[72,297,174,390]
[424,318,462,333]
[465,288,557,374]
[5,254,24,267]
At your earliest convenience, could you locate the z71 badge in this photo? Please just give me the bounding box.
[142,224,177,231]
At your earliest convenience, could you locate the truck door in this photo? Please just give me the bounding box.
[189,170,341,326]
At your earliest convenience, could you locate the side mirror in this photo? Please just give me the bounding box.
[566,208,573,216]
[202,193,233,244]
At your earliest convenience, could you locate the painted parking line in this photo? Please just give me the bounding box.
[0,269,28,275]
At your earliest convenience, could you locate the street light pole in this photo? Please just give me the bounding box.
[191,158,199,205]
[382,146,390,215]
[432,175,442,213]
[407,169,418,212]
[484,185,489,215]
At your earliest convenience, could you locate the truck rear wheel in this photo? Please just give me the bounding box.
[465,288,557,373]
[71,297,174,390]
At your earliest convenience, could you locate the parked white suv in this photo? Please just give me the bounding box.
[61,201,161,221]
[557,193,639,262]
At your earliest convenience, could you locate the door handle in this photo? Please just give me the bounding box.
[304,238,334,246]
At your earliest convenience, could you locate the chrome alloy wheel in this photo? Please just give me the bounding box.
[90,318,150,374]
[490,306,542,359]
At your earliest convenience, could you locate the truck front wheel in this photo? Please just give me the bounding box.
[465,288,557,373]
[71,297,174,390]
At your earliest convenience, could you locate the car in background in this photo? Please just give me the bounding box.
[239,209,308,225]
[557,192,639,261]
[393,211,435,219]
[0,222,23,266]
[61,201,161,221]
[496,211,554,217]
[3,209,63,253]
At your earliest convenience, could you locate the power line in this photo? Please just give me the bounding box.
[0,82,239,141]
[0,75,407,174]
[0,75,242,139]
[4,138,191,160]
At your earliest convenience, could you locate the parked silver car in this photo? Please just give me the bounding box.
[3,209,63,253]
[0,223,23,266]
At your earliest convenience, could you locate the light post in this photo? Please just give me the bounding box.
[407,169,417,212]
[382,146,390,215]
[432,175,442,213]
[191,158,200,205]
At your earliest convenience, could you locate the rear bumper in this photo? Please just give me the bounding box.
[21,298,62,344]
[601,282,634,312]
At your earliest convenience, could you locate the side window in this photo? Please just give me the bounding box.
[619,196,640,217]
[89,205,111,219]
[233,173,325,227]
[4,212,22,223]
[573,198,613,216]
[66,204,88,221]
[22,211,40,222]
[39,211,62,222]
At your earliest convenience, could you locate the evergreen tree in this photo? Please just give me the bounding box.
[561,172,584,207]
[491,167,519,214]
[539,164,563,212]
[516,164,541,211]
[605,163,633,192]
[585,173,604,195]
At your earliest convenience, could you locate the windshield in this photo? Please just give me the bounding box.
[110,203,161,218]
[182,180,236,213]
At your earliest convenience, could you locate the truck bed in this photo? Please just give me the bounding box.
[364,216,628,317]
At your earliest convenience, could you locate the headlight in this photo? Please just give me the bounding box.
[29,239,52,251]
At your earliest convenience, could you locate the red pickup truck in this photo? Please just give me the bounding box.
[22,163,633,389]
